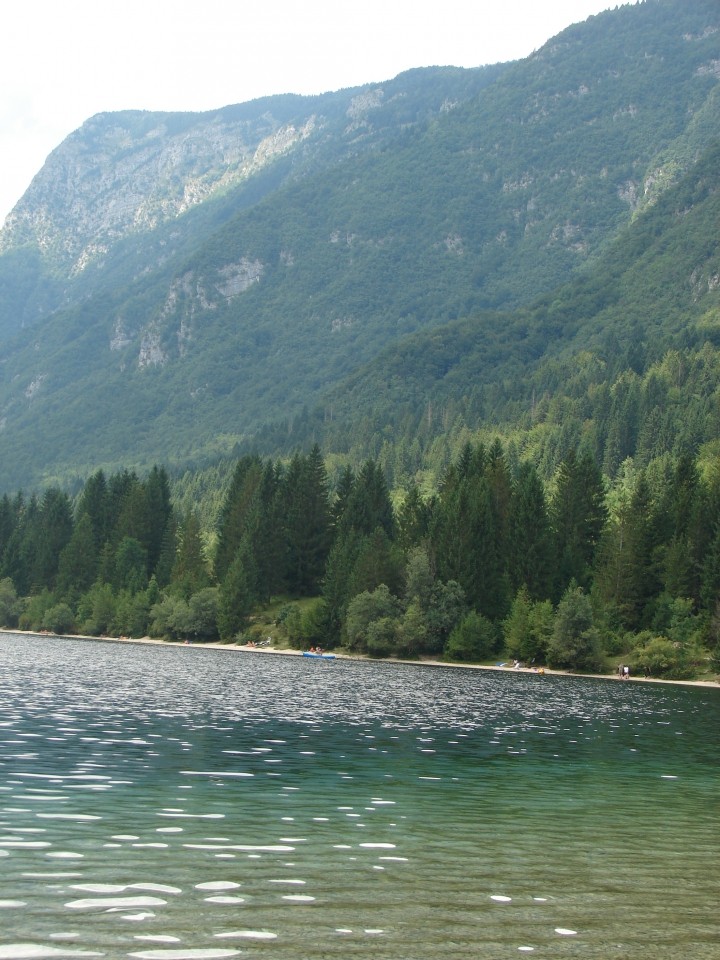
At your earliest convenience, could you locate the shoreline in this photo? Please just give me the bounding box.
[4,628,719,690]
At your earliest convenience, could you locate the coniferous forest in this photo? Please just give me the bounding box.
[1,441,718,681]
[0,3,719,684]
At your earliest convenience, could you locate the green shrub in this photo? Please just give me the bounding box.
[42,603,75,635]
[446,611,498,662]
[365,617,397,658]
[629,634,697,679]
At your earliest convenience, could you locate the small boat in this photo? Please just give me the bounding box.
[302,651,336,660]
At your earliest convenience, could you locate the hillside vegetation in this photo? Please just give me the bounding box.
[0,441,718,682]
[0,0,718,489]
[273,138,720,489]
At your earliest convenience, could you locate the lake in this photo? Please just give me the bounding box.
[0,632,718,959]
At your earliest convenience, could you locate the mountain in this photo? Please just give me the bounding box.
[0,0,719,491]
[298,138,720,487]
[0,68,505,337]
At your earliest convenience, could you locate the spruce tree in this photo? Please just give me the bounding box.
[339,460,395,540]
[217,546,255,640]
[283,446,331,596]
[214,456,263,583]
[509,462,554,600]
[172,513,210,599]
[56,513,98,601]
[145,466,173,576]
[551,450,607,596]
[253,460,286,601]
[397,485,433,551]
[76,470,109,550]
[30,489,74,591]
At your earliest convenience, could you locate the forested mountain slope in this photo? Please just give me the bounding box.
[0,66,504,337]
[0,0,719,490]
[273,138,720,488]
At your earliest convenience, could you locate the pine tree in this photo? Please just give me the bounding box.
[253,460,286,601]
[214,455,264,582]
[115,481,152,557]
[396,485,432,551]
[348,528,405,598]
[321,529,363,644]
[106,470,140,541]
[145,466,173,576]
[658,454,703,602]
[0,494,17,562]
[331,465,355,529]
[217,545,255,640]
[283,446,331,596]
[595,471,658,629]
[551,450,607,596]
[433,471,509,622]
[76,470,109,549]
[1,496,25,592]
[155,514,178,588]
[339,460,395,540]
[509,462,554,600]
[172,513,210,599]
[503,587,533,660]
[113,537,149,594]
[56,513,98,601]
[29,489,74,591]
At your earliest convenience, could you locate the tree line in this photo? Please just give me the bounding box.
[0,442,718,679]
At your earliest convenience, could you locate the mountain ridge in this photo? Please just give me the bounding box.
[0,0,719,491]
[0,65,506,335]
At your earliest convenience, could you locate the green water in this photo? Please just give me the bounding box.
[0,633,718,958]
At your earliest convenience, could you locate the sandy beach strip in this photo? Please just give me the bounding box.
[3,628,718,689]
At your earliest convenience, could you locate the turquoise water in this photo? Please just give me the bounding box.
[0,633,718,959]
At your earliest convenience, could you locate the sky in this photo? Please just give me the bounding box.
[0,0,632,225]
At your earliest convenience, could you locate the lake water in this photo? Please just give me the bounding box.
[0,633,718,960]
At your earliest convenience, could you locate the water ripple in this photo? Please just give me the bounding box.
[0,632,717,960]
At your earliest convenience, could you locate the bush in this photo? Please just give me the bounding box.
[395,600,428,658]
[19,589,56,631]
[150,588,219,642]
[300,600,334,648]
[345,584,401,652]
[149,594,188,640]
[76,582,117,636]
[185,587,219,641]
[365,617,398,658]
[629,634,698,679]
[446,611,499,662]
[278,603,304,648]
[42,603,75,635]
[547,585,603,672]
[0,577,21,628]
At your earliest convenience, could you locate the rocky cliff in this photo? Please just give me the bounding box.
[0,107,318,277]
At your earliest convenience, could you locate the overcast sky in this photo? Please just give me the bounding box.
[1,0,634,224]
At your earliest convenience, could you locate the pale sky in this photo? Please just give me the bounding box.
[0,0,633,224]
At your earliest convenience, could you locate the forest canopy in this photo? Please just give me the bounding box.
[1,442,718,682]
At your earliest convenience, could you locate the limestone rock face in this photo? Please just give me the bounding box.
[0,109,315,276]
[0,70,490,338]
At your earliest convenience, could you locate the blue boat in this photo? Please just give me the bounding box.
[302,651,336,660]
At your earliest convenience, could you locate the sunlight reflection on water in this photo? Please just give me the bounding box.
[0,633,718,959]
